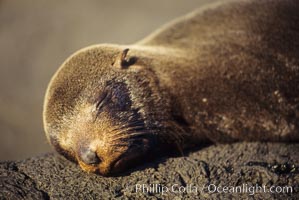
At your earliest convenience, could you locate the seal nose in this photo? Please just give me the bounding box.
[79,147,101,165]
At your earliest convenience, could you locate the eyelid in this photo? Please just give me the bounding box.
[95,89,111,114]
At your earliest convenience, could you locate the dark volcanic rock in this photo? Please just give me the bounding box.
[1,142,298,199]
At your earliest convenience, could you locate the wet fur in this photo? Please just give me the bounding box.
[43,0,299,175]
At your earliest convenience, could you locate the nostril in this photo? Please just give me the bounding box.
[79,148,101,165]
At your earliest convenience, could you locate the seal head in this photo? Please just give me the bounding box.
[43,45,172,175]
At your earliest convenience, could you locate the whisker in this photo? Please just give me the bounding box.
[128,120,145,126]
[106,130,127,139]
[108,131,149,142]
[111,120,144,132]
[107,126,146,139]
[108,143,129,148]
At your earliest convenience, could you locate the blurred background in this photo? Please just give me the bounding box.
[0,0,215,161]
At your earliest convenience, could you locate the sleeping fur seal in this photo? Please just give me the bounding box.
[43,0,299,175]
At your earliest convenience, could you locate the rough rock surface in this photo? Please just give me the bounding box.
[1,142,298,199]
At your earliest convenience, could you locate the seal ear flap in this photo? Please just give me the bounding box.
[112,48,137,69]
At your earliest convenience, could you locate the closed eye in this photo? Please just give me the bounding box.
[95,89,111,116]
[94,82,132,120]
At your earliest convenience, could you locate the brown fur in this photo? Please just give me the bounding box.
[43,0,299,175]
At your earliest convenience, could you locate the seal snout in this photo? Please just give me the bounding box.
[76,136,155,175]
[79,147,101,165]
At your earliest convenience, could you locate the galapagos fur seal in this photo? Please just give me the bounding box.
[43,0,299,175]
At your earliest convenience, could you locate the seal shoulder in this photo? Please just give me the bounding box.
[138,0,299,52]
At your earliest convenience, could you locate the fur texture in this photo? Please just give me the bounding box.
[43,0,299,175]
